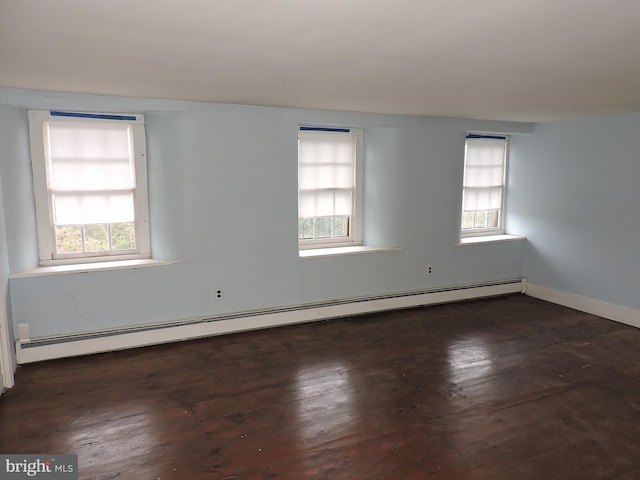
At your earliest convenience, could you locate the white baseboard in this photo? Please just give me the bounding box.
[525,283,640,329]
[16,279,523,364]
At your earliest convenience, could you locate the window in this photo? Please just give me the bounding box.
[298,127,363,249]
[28,110,150,265]
[461,134,508,237]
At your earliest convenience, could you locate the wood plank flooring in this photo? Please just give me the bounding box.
[1,294,639,479]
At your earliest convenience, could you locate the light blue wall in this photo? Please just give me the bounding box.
[1,88,529,339]
[509,112,640,311]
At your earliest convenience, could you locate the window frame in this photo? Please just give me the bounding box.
[460,134,509,238]
[28,110,151,265]
[298,126,364,250]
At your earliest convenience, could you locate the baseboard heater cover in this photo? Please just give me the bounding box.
[16,278,524,364]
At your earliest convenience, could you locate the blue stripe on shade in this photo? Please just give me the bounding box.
[466,133,507,140]
[300,126,351,133]
[50,111,138,121]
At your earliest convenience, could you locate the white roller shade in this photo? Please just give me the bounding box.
[463,186,503,210]
[463,137,506,211]
[53,193,135,224]
[298,130,355,218]
[46,121,136,225]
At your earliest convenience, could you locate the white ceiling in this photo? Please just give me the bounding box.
[1,0,639,122]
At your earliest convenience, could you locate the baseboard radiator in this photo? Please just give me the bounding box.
[16,278,525,364]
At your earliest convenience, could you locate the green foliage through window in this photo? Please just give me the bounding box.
[55,222,136,255]
[461,210,500,230]
[298,216,350,240]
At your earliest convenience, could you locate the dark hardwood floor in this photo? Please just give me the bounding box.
[1,294,639,479]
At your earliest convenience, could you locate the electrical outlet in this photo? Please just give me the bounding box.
[216,288,223,299]
[427,266,433,274]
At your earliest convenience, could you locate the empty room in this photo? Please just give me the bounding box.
[0,1,639,479]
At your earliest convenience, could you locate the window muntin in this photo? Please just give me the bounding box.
[461,135,508,237]
[28,110,150,264]
[298,127,363,248]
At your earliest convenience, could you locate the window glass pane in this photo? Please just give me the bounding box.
[84,224,109,252]
[333,216,349,237]
[55,225,83,253]
[298,218,314,239]
[473,211,487,229]
[461,212,474,230]
[487,210,499,228]
[315,217,332,238]
[111,222,136,250]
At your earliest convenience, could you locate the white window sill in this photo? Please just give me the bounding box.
[10,259,182,279]
[299,245,401,258]
[455,234,525,246]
